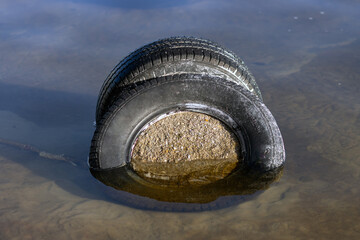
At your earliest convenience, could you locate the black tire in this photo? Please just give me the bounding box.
[96,37,262,122]
[89,74,284,171]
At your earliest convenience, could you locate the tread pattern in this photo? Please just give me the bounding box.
[96,37,262,122]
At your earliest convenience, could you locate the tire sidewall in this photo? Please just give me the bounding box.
[90,75,284,171]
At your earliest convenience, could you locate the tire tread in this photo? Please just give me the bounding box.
[96,37,262,122]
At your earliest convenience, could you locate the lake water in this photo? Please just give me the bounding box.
[0,0,359,239]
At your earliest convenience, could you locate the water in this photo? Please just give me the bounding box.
[1,0,359,239]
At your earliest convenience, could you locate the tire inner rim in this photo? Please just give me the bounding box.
[130,111,243,186]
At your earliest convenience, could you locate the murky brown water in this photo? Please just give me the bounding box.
[0,0,359,239]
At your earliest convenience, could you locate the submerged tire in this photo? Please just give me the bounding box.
[96,37,262,122]
[89,74,284,171]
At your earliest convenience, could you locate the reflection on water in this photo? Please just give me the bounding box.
[0,0,359,239]
[90,165,283,210]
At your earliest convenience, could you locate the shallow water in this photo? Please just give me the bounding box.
[1,0,359,239]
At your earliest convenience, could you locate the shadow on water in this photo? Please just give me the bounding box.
[0,145,107,201]
[91,165,284,212]
[0,82,284,212]
[1,141,284,212]
[0,82,105,200]
[0,82,96,128]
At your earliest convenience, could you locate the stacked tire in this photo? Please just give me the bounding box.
[89,37,285,172]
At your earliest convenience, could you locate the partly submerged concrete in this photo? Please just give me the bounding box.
[131,111,242,185]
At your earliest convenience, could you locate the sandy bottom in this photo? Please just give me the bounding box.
[1,40,360,238]
[1,42,360,239]
[1,1,360,239]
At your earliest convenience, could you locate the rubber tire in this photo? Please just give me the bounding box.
[96,37,262,122]
[89,74,284,171]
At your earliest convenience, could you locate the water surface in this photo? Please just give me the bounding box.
[0,0,359,239]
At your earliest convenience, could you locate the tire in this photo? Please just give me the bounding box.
[89,74,284,172]
[95,37,262,122]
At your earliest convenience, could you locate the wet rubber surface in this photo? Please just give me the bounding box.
[0,0,359,239]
